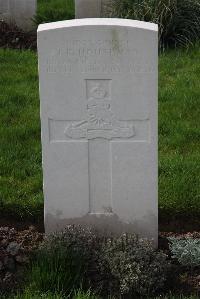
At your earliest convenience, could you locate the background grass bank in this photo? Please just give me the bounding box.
[35,0,74,25]
[0,45,200,225]
[0,49,43,222]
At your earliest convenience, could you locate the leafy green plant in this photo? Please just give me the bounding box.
[34,0,74,26]
[109,0,200,49]
[168,237,200,269]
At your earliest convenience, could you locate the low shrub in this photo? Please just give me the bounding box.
[99,234,170,296]
[27,226,170,298]
[109,0,200,49]
[168,237,200,269]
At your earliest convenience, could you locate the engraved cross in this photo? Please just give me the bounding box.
[49,79,149,215]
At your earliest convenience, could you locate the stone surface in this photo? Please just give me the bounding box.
[6,242,21,256]
[38,19,158,244]
[0,0,36,31]
[75,0,110,18]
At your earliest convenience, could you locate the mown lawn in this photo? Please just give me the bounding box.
[0,49,43,221]
[159,45,200,222]
[0,45,200,223]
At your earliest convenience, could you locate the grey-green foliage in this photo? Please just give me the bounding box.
[109,0,200,49]
[168,237,200,268]
[99,234,170,296]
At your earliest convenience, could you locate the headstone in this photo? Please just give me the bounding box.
[38,19,158,244]
[75,0,110,18]
[0,0,36,31]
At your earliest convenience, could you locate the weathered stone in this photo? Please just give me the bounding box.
[1,239,9,248]
[0,0,36,31]
[75,0,111,18]
[38,19,158,245]
[6,242,20,256]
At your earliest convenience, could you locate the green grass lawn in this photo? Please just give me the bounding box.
[0,50,43,221]
[0,45,200,223]
[159,45,200,222]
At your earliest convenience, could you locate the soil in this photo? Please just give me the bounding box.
[0,224,199,296]
[0,217,44,233]
[0,225,43,295]
[159,216,200,233]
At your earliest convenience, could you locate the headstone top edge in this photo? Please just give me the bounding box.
[37,18,158,33]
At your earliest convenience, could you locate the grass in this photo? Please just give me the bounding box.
[5,290,98,299]
[159,44,200,221]
[109,0,200,49]
[26,236,86,296]
[0,49,43,222]
[4,290,200,299]
[0,44,200,223]
[34,0,74,25]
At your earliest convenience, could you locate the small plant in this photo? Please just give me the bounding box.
[27,226,170,298]
[73,289,99,299]
[26,226,98,296]
[99,234,170,296]
[168,237,200,269]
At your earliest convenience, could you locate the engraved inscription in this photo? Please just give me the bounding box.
[65,80,135,140]
[86,79,110,99]
[45,39,156,75]
[49,119,150,143]
[64,39,132,56]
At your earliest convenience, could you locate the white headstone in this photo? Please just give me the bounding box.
[38,19,158,244]
[0,0,36,31]
[75,0,110,18]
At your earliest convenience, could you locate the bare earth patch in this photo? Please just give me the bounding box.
[0,224,199,296]
[0,226,43,294]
